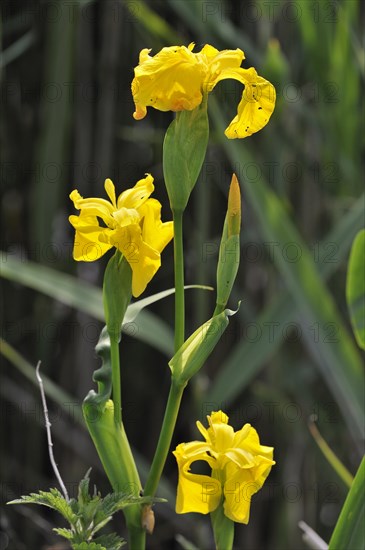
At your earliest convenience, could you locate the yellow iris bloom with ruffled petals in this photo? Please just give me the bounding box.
[132,43,276,138]
[69,175,173,297]
[173,411,275,523]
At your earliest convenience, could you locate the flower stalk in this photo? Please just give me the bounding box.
[173,209,185,351]
[143,379,186,499]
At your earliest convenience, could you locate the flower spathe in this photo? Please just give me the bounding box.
[69,175,173,297]
[173,411,275,523]
[132,43,276,138]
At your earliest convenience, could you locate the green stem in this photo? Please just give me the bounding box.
[126,523,146,550]
[173,209,185,352]
[143,379,185,497]
[143,210,186,499]
[110,338,122,425]
[213,303,225,316]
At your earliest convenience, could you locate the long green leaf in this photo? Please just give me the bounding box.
[329,456,365,550]
[0,254,173,355]
[210,100,364,444]
[346,229,365,349]
[0,254,211,357]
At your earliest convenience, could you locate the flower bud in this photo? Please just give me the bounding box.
[215,175,241,315]
[169,307,238,385]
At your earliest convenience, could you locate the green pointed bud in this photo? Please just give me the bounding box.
[210,502,235,550]
[215,174,241,315]
[163,97,209,212]
[103,251,132,343]
[169,307,238,385]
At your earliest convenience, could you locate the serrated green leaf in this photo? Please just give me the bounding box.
[93,533,126,550]
[53,527,74,540]
[100,492,166,516]
[72,543,105,550]
[8,489,78,525]
[78,469,92,506]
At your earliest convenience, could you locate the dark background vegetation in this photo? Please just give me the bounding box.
[1,1,364,549]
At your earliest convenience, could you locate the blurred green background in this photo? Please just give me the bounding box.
[1,0,364,549]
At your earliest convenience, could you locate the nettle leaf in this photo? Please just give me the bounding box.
[8,472,144,548]
[78,468,93,506]
[72,543,106,550]
[93,533,126,550]
[100,492,166,516]
[53,527,74,540]
[8,489,78,525]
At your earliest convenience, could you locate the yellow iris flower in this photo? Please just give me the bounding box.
[69,175,173,297]
[173,411,275,523]
[132,43,276,138]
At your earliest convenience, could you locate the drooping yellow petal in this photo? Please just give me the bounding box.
[223,446,274,524]
[110,224,160,297]
[132,45,206,120]
[212,66,276,138]
[130,239,161,298]
[139,198,174,253]
[223,467,257,524]
[173,443,221,515]
[69,214,112,261]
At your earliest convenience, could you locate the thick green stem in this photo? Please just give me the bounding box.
[143,379,185,498]
[110,338,122,425]
[173,209,185,352]
[126,522,146,550]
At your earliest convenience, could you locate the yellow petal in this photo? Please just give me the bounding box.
[69,215,112,261]
[117,174,154,210]
[104,178,116,207]
[209,410,229,425]
[139,198,174,253]
[130,240,161,297]
[132,45,206,120]
[199,46,245,92]
[173,444,221,515]
[110,224,160,297]
[212,66,276,138]
[71,198,115,227]
[223,468,256,524]
[223,450,275,524]
[209,421,235,454]
[113,207,140,228]
[69,189,83,207]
